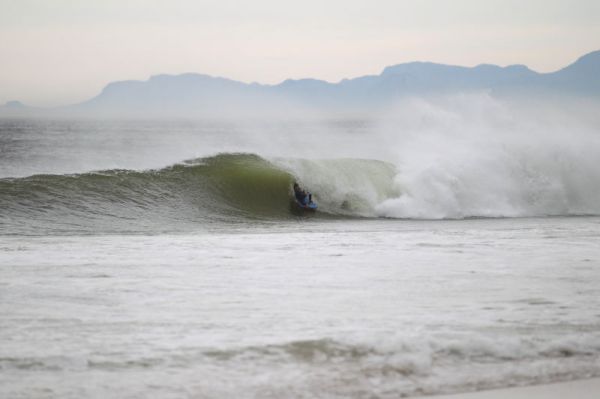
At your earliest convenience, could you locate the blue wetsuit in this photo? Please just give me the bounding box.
[295,189,307,204]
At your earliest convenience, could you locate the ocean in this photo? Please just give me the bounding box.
[1,109,600,398]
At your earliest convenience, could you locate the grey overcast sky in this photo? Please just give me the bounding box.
[1,0,599,106]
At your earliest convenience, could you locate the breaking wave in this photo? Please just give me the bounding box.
[0,153,396,235]
[1,148,599,235]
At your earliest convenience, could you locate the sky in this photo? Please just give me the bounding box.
[1,0,599,106]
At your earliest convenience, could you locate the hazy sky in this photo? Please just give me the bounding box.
[1,0,599,106]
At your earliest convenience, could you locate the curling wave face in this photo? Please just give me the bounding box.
[0,153,399,235]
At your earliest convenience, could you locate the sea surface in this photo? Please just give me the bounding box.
[1,113,600,398]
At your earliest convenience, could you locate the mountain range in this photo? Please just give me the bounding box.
[2,50,599,117]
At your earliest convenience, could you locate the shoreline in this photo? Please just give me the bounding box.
[428,378,600,399]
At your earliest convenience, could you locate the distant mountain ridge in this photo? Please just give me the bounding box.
[2,50,599,117]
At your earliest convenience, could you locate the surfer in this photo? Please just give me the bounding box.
[293,182,311,205]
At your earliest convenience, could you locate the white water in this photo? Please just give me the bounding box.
[370,95,600,219]
[2,218,600,398]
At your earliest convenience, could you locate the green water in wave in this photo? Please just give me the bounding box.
[0,153,322,234]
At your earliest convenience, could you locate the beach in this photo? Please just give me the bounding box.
[433,378,600,399]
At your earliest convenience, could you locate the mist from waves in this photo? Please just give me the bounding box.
[1,93,599,235]
[371,94,600,219]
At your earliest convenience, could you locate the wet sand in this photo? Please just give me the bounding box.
[431,378,600,399]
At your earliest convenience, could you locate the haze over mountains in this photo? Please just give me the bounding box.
[2,50,599,117]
